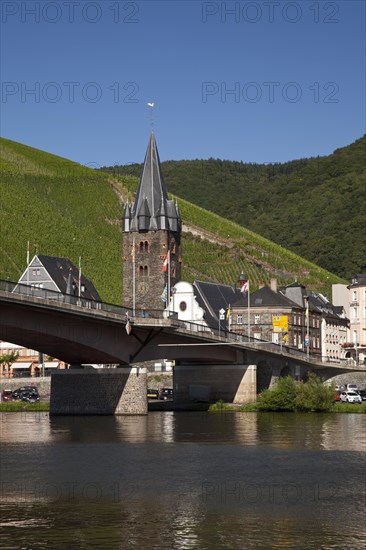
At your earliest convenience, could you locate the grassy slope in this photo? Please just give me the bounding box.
[0,138,345,303]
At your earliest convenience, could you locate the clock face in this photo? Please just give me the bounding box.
[138,282,149,295]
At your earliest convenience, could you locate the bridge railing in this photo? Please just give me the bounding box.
[0,279,178,321]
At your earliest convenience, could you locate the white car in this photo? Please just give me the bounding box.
[340,391,362,404]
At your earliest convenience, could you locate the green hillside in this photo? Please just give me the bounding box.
[106,135,366,280]
[0,137,346,304]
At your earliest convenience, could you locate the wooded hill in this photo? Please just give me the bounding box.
[103,135,366,281]
[0,137,347,304]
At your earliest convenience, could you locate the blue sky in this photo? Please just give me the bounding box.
[1,1,365,166]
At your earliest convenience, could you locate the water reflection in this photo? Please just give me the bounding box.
[1,411,365,451]
[1,413,365,549]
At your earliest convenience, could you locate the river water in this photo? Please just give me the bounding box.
[1,411,365,549]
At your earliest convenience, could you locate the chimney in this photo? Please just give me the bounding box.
[270,278,277,293]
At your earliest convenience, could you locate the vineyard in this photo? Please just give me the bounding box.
[0,137,346,304]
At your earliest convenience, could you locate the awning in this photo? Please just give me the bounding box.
[42,362,59,369]
[10,362,32,369]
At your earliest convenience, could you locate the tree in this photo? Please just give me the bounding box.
[0,350,20,374]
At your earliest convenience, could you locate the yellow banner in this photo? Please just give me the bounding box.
[272,315,288,333]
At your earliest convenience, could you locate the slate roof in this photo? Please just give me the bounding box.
[37,255,101,301]
[123,132,181,233]
[193,280,241,330]
[232,286,301,309]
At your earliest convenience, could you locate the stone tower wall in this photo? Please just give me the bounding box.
[122,230,181,311]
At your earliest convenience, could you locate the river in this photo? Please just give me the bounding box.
[1,411,365,549]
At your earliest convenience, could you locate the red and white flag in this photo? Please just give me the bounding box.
[241,280,249,293]
[162,254,169,273]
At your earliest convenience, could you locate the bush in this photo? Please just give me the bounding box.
[257,374,336,412]
[257,376,297,411]
[294,373,335,412]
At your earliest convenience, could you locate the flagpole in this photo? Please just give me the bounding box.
[167,250,171,310]
[78,256,81,299]
[26,241,30,287]
[247,284,251,341]
[132,236,136,317]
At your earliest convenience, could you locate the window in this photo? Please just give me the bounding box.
[237,314,243,324]
[254,314,260,325]
[139,241,149,253]
[353,307,358,320]
[352,290,357,301]
[138,266,148,277]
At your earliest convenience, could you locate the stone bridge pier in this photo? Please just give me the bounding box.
[50,366,147,415]
[173,363,257,404]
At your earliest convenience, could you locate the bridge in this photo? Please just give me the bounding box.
[0,280,363,415]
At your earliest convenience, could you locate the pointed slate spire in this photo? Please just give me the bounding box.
[123,132,181,233]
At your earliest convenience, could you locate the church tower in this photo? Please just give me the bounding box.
[122,132,182,311]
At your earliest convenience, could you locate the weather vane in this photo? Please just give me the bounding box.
[147,101,155,132]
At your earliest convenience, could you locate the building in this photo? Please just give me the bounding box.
[122,132,182,311]
[230,283,306,349]
[345,274,366,364]
[0,341,67,378]
[165,280,239,333]
[17,254,101,301]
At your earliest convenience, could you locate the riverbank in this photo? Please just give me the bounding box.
[4,401,363,414]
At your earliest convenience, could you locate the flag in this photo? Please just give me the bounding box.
[27,241,30,265]
[305,298,309,319]
[125,319,132,335]
[161,285,168,303]
[226,306,231,320]
[162,254,169,273]
[241,280,249,293]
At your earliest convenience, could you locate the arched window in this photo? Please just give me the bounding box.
[139,240,149,253]
[138,266,148,277]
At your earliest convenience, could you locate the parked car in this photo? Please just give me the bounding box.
[335,392,341,402]
[357,389,366,401]
[159,388,173,400]
[2,389,14,401]
[346,383,358,392]
[147,389,159,400]
[11,386,38,400]
[339,391,362,404]
[21,391,40,403]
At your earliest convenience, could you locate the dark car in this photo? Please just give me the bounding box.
[11,386,38,400]
[159,388,173,400]
[21,391,40,403]
[2,389,14,401]
[147,389,159,400]
[357,389,366,401]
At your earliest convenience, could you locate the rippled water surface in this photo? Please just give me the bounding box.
[1,412,365,549]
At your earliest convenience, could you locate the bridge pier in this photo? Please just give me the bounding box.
[173,364,257,404]
[50,367,147,415]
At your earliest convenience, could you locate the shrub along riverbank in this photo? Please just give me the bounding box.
[209,374,366,413]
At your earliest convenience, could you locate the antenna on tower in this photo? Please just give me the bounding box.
[147,102,155,132]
